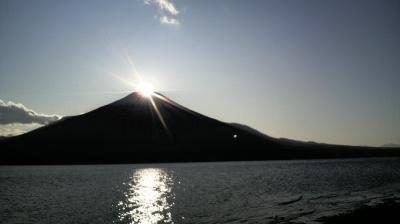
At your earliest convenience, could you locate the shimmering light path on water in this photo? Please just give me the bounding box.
[117,169,174,224]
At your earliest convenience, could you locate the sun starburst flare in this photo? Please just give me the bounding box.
[100,52,184,140]
[137,82,155,97]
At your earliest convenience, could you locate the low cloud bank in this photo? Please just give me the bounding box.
[0,99,61,125]
[0,123,43,137]
[0,99,61,136]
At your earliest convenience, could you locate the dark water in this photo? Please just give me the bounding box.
[1,158,400,224]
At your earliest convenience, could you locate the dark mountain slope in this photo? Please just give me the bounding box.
[1,92,399,164]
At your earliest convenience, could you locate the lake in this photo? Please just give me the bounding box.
[1,158,400,223]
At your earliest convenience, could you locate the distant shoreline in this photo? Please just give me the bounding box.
[319,198,400,223]
[1,155,400,166]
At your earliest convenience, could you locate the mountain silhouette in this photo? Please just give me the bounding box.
[1,92,399,164]
[381,143,400,148]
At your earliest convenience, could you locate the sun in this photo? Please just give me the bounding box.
[137,82,155,97]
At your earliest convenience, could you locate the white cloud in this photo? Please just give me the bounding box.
[144,0,181,25]
[145,0,179,15]
[159,16,180,25]
[0,123,43,137]
[0,99,61,125]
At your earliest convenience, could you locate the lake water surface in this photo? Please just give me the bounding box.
[1,158,400,224]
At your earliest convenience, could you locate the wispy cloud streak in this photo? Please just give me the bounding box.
[144,0,181,26]
[159,16,180,25]
[144,0,179,15]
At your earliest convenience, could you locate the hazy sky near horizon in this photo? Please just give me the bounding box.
[0,0,399,146]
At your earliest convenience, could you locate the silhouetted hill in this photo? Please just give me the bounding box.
[1,92,399,164]
[231,123,321,147]
[230,123,274,139]
[381,143,400,148]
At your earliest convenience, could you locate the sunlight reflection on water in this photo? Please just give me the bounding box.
[117,168,174,224]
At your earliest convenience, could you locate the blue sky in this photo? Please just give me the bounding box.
[0,0,399,146]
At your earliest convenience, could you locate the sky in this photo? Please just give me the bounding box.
[0,0,399,146]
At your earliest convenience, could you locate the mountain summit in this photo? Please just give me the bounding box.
[1,92,399,164]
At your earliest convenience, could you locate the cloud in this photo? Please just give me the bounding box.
[144,0,180,25]
[0,123,43,137]
[0,99,61,125]
[144,0,179,15]
[159,16,180,25]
